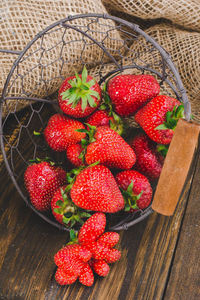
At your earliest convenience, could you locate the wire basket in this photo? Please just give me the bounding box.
[0,13,191,231]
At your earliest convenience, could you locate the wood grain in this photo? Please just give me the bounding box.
[0,107,199,300]
[152,119,200,216]
[164,150,200,300]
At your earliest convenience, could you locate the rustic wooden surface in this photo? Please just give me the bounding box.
[0,107,200,300]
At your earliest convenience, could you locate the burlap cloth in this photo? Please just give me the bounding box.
[1,0,200,122]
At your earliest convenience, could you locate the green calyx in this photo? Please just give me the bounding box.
[76,123,97,164]
[156,104,184,131]
[156,144,169,157]
[54,187,91,228]
[100,82,124,136]
[29,156,56,166]
[60,66,100,112]
[120,181,143,212]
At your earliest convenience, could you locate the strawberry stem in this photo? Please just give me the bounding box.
[120,181,143,211]
[155,104,184,131]
[60,66,100,112]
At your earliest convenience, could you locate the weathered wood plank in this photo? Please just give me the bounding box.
[164,152,200,300]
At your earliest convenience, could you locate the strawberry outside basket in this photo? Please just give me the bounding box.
[0,14,191,231]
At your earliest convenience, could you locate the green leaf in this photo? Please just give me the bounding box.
[135,191,143,200]
[81,66,88,83]
[157,144,168,157]
[63,217,71,225]
[89,90,100,100]
[155,124,169,130]
[124,204,131,211]
[81,138,88,146]
[55,200,64,207]
[33,131,41,136]
[87,79,95,87]
[88,161,100,168]
[81,95,88,112]
[127,180,134,194]
[70,219,76,228]
[100,104,107,110]
[80,212,91,218]
[87,95,96,108]
[84,123,96,131]
[166,111,172,123]
[76,128,89,133]
[175,105,184,118]
[54,208,63,214]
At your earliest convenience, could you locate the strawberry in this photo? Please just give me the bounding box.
[79,264,94,286]
[54,213,121,286]
[97,232,120,248]
[51,185,90,227]
[91,260,110,277]
[58,66,101,118]
[55,268,78,285]
[107,74,160,116]
[54,244,85,274]
[104,248,121,263]
[78,213,106,244]
[71,165,125,213]
[134,95,184,144]
[66,143,85,167]
[115,170,152,211]
[86,109,113,128]
[44,113,86,152]
[130,133,165,180]
[24,162,66,211]
[85,126,136,170]
[86,241,110,260]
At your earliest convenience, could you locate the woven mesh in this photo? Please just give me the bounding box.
[103,0,200,32]
[0,0,123,115]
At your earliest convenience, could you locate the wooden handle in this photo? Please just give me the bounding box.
[152,119,200,216]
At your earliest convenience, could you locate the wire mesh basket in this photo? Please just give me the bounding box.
[0,13,191,231]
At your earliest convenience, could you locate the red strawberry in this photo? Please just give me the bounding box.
[86,109,114,128]
[24,162,66,211]
[134,95,183,144]
[71,165,125,213]
[86,241,110,260]
[54,244,86,275]
[130,133,165,180]
[97,232,120,248]
[85,126,136,169]
[91,260,110,277]
[44,114,86,152]
[104,248,121,263]
[58,66,101,118]
[55,268,78,285]
[115,170,152,211]
[78,213,106,244]
[79,264,94,286]
[107,74,160,116]
[66,143,85,167]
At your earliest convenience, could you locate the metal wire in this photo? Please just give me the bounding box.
[0,13,191,232]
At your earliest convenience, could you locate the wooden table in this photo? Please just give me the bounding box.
[0,108,200,300]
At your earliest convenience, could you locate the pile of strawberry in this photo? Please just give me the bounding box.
[55,213,121,286]
[24,66,184,286]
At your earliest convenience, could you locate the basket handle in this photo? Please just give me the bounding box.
[152,118,200,216]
